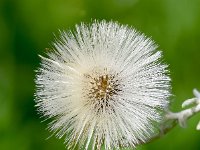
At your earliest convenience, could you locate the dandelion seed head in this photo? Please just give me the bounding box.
[35,20,171,150]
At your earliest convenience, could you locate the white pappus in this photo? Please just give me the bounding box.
[35,20,171,150]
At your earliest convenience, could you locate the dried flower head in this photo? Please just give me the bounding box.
[35,20,171,150]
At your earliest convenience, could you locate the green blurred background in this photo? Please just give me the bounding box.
[0,0,200,149]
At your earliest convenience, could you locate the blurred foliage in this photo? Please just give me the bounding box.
[0,0,200,149]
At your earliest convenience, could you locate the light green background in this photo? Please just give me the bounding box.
[0,0,200,149]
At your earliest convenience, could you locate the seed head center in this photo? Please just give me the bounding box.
[85,73,120,101]
[94,75,111,99]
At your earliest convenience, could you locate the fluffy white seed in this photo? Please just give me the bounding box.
[35,20,171,150]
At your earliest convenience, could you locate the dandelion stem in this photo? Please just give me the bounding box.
[144,89,200,145]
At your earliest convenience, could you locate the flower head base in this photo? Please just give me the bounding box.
[35,20,171,150]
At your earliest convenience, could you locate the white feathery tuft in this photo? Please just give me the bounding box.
[35,20,171,150]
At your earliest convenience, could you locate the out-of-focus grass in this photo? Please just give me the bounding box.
[0,0,200,149]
